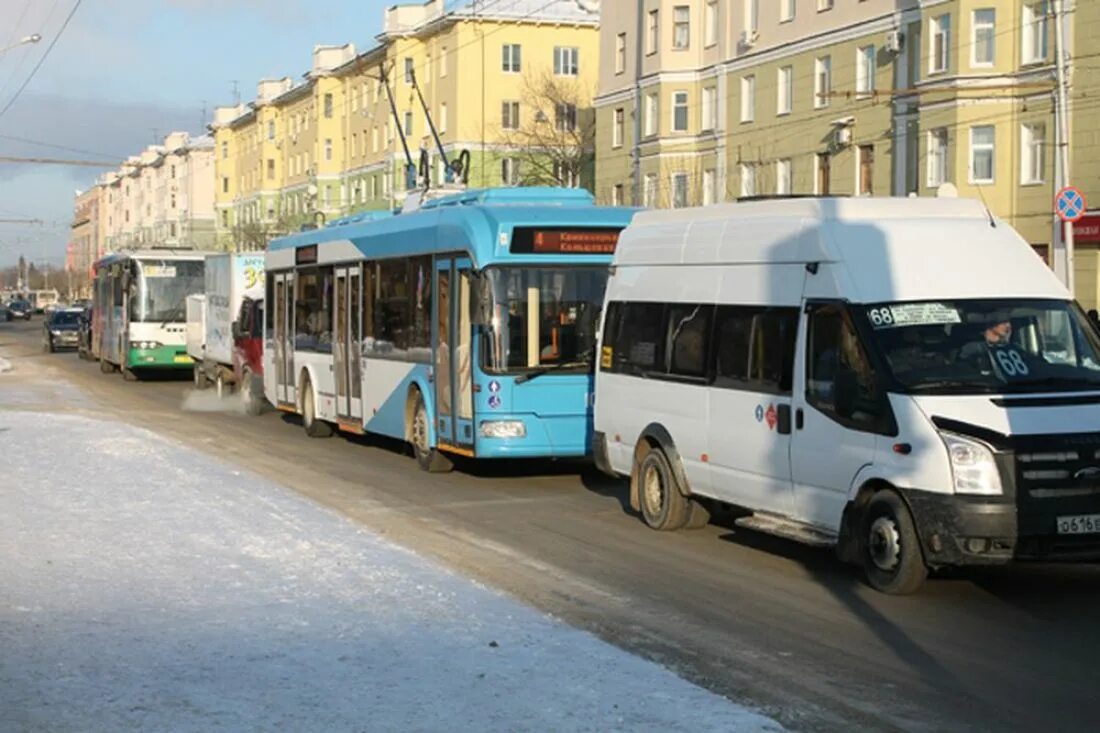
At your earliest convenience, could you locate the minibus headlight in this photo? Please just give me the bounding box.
[941,432,1003,495]
[479,420,526,439]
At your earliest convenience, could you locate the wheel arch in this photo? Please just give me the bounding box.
[404,378,438,447]
[629,423,692,511]
[296,364,321,414]
[837,477,919,565]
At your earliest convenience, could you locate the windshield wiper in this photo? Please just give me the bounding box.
[514,348,595,385]
[159,302,186,328]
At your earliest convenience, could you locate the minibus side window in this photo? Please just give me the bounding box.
[713,306,798,395]
[611,302,665,375]
[666,304,713,379]
[806,305,880,428]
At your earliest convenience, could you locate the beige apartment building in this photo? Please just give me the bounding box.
[69,186,105,287]
[211,0,602,249]
[596,0,1100,304]
[97,131,217,253]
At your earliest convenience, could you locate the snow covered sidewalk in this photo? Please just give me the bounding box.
[0,410,783,733]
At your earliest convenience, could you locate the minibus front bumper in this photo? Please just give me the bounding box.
[901,489,1100,567]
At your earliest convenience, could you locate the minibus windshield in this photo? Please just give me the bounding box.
[481,266,608,374]
[864,299,1100,394]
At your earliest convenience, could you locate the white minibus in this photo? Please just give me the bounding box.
[594,197,1100,593]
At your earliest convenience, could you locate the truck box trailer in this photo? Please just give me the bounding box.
[186,253,264,395]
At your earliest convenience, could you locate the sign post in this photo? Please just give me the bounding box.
[1056,186,1086,293]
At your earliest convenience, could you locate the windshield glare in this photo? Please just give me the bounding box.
[866,299,1100,393]
[482,266,608,373]
[49,311,81,326]
[131,259,204,323]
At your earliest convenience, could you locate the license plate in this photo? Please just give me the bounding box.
[1055,514,1100,535]
[174,355,193,364]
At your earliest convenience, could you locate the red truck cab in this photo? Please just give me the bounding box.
[232,295,265,415]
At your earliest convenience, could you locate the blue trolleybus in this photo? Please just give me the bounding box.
[263,187,637,471]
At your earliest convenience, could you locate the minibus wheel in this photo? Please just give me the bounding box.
[301,376,334,438]
[863,491,928,595]
[410,391,453,473]
[635,444,688,531]
[193,365,208,389]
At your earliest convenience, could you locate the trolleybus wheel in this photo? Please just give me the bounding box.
[410,391,453,473]
[301,377,334,438]
[863,490,928,595]
[634,442,689,531]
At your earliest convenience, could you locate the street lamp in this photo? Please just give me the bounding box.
[0,34,42,56]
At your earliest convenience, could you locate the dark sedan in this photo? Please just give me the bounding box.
[43,308,82,352]
[8,300,32,320]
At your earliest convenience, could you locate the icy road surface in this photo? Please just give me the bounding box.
[0,410,783,733]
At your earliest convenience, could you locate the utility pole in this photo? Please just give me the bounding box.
[1053,0,1074,291]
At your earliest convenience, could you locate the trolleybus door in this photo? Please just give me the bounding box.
[434,256,475,450]
[334,265,363,421]
[273,272,296,406]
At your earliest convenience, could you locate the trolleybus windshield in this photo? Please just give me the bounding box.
[130,259,205,323]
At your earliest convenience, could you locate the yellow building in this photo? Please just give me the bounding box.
[212,0,602,249]
[596,0,1100,303]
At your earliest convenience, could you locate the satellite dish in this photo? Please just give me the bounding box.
[307,184,318,197]
[936,182,958,199]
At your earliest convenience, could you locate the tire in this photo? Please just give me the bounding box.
[122,367,139,382]
[193,364,208,390]
[99,357,114,374]
[43,336,54,353]
[683,497,712,530]
[410,391,453,473]
[241,370,265,416]
[634,443,689,531]
[301,377,333,438]
[215,372,226,399]
[863,490,929,595]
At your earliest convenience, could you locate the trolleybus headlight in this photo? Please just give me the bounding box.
[479,420,526,439]
[940,432,1003,495]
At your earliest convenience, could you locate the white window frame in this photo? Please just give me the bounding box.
[646,10,659,55]
[439,102,447,133]
[740,75,755,122]
[554,46,579,76]
[856,45,875,96]
[704,0,718,47]
[673,6,690,49]
[776,159,791,195]
[502,43,522,73]
[501,101,520,130]
[744,0,759,33]
[930,14,950,74]
[969,125,996,184]
[702,87,717,131]
[777,66,792,115]
[817,0,834,11]
[780,0,795,23]
[927,128,948,188]
[645,93,658,136]
[615,33,626,74]
[613,108,625,148]
[502,157,520,186]
[739,163,756,198]
[703,169,716,206]
[672,91,689,132]
[644,173,657,207]
[612,183,624,206]
[1022,2,1049,65]
[814,56,831,109]
[971,9,996,67]
[1021,122,1046,185]
[671,172,689,208]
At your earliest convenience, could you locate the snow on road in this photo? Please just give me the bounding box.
[0,410,784,733]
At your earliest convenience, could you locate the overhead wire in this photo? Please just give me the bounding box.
[0,0,84,122]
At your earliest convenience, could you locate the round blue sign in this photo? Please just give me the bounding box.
[754,405,765,423]
[488,395,502,409]
[488,380,501,393]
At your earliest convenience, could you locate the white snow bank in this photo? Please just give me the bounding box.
[0,356,11,373]
[0,411,784,733]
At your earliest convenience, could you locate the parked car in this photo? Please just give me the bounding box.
[43,308,82,352]
[7,300,32,320]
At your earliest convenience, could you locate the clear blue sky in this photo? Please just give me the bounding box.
[0,0,390,268]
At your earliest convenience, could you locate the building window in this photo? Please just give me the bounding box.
[615,33,627,74]
[1021,122,1046,184]
[817,0,834,10]
[324,138,333,162]
[816,153,831,194]
[221,210,229,227]
[671,173,689,208]
[704,1,718,47]
[928,128,948,187]
[613,108,625,147]
[646,10,659,55]
[221,141,228,159]
[930,14,950,74]
[702,87,717,131]
[502,158,520,186]
[556,102,577,132]
[267,120,275,140]
[644,93,658,136]
[554,46,579,76]
[740,75,755,122]
[970,125,996,183]
[673,6,690,49]
[404,111,413,136]
[781,0,795,23]
[740,163,755,197]
[644,173,657,207]
[777,66,792,115]
[324,93,334,118]
[404,57,414,83]
[502,101,520,130]
[672,91,688,132]
[502,44,522,72]
[972,9,996,66]
[703,169,716,205]
[170,193,177,209]
[267,159,275,180]
[858,144,875,195]
[222,177,229,193]
[776,159,791,195]
[814,56,831,109]
[439,102,447,133]
[612,183,624,206]
[744,0,759,33]
[1022,2,1049,64]
[440,46,448,76]
[856,45,875,95]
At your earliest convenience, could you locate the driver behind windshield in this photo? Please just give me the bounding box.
[958,313,1033,378]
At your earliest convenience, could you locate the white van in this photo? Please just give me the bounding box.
[593,197,1100,594]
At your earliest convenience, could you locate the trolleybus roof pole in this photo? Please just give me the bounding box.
[377,64,417,191]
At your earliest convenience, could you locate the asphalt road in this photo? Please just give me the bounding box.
[4,317,1100,732]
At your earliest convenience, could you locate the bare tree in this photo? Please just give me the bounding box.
[497,71,596,190]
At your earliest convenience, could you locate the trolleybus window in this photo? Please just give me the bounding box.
[366,256,431,361]
[295,267,333,353]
